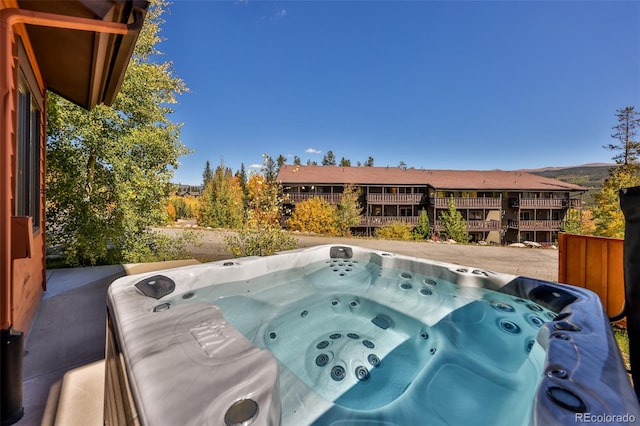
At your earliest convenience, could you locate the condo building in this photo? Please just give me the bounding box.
[277,165,586,244]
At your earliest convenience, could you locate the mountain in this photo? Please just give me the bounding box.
[521,163,616,207]
[519,163,612,173]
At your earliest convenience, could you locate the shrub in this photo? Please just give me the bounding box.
[374,222,413,240]
[287,197,338,235]
[225,224,297,257]
[169,195,200,219]
[121,230,201,264]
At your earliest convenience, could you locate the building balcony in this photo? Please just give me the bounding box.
[568,199,582,208]
[366,193,425,204]
[508,219,562,231]
[431,197,502,209]
[285,193,342,204]
[433,220,502,232]
[509,198,581,209]
[359,216,419,226]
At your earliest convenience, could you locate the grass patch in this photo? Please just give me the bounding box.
[614,325,630,372]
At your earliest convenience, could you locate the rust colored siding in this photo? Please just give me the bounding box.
[558,233,625,320]
[12,236,45,333]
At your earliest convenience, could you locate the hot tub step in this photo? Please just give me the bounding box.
[43,360,106,426]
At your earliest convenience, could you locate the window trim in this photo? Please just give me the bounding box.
[16,39,43,235]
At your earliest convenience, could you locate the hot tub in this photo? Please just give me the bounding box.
[105,245,639,425]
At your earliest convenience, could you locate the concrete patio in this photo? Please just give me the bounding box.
[15,260,199,426]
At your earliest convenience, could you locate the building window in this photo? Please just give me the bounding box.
[16,75,41,232]
[469,210,483,220]
[537,211,550,220]
[520,211,532,220]
[384,205,397,216]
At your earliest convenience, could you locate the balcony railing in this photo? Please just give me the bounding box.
[432,220,501,232]
[366,193,424,204]
[285,193,342,204]
[359,216,419,226]
[508,220,562,231]
[568,199,582,208]
[432,197,502,209]
[509,198,582,209]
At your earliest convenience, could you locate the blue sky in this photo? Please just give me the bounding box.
[157,1,640,185]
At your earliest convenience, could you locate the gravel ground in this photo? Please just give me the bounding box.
[156,225,560,282]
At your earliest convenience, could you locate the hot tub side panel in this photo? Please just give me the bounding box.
[497,278,640,424]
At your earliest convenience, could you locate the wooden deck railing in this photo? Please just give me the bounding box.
[508,220,561,231]
[432,197,502,209]
[568,199,582,208]
[359,216,419,226]
[432,220,501,231]
[558,233,624,319]
[366,193,424,204]
[286,193,342,204]
[510,198,583,209]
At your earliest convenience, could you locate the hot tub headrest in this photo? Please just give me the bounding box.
[330,246,353,259]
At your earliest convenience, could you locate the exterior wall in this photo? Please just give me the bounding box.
[282,183,582,244]
[2,1,147,336]
[505,191,580,244]
[12,222,45,333]
[2,8,46,333]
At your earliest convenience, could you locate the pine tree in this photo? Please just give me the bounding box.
[438,198,470,243]
[235,163,248,209]
[322,150,337,166]
[202,160,213,186]
[412,208,431,240]
[339,157,351,167]
[605,106,640,166]
[263,154,278,183]
[591,106,640,238]
[276,154,287,174]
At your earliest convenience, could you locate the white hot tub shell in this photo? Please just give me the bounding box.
[105,245,640,425]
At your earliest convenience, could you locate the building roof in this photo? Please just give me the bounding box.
[15,0,148,109]
[277,165,587,192]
